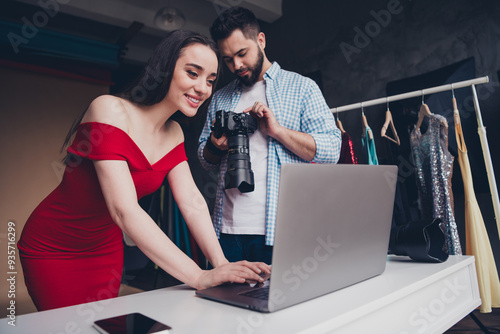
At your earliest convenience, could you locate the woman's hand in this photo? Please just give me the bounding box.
[194,261,271,290]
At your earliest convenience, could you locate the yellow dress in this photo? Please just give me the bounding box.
[454,102,500,313]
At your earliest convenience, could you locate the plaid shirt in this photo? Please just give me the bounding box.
[198,62,341,245]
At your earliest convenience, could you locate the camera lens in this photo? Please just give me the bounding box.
[225,134,255,193]
[211,110,258,193]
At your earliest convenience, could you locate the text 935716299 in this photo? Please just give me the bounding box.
[6,221,17,326]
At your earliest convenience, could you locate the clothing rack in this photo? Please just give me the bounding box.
[330,76,489,113]
[330,76,500,239]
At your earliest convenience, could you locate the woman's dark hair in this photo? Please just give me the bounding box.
[121,30,219,106]
[62,30,220,151]
[210,6,260,42]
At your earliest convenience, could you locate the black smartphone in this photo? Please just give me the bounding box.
[93,312,172,334]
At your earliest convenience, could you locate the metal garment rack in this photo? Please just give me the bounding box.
[330,76,500,239]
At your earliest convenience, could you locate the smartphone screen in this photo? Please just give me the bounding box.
[93,313,171,334]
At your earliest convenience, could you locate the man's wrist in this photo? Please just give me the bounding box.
[206,137,228,156]
[269,124,285,142]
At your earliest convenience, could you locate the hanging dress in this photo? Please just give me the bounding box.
[455,110,500,313]
[338,132,358,164]
[361,127,379,165]
[409,114,462,255]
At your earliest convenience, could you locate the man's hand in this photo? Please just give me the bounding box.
[243,101,283,140]
[202,128,229,165]
[244,101,317,161]
[211,132,229,151]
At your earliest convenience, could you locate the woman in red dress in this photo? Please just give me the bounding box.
[18,30,270,311]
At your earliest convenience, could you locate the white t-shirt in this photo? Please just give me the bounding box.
[221,80,268,235]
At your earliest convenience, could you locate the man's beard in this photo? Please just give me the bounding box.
[236,48,264,86]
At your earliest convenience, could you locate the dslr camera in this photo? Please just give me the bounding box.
[211,110,258,193]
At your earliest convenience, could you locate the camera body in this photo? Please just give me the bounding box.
[212,110,258,138]
[211,110,258,193]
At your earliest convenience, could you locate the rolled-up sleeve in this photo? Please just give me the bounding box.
[300,80,341,164]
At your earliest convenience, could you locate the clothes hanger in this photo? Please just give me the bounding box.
[452,85,460,126]
[452,86,465,151]
[334,111,346,134]
[381,98,400,146]
[415,91,448,132]
[361,103,373,140]
[415,91,432,132]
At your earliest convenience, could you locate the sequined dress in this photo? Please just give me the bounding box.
[338,132,358,164]
[409,114,462,255]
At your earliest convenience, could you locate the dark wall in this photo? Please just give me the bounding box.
[259,0,500,265]
[263,0,500,172]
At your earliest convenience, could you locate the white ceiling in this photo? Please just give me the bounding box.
[15,0,282,63]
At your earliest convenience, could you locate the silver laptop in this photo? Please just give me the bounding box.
[196,163,398,312]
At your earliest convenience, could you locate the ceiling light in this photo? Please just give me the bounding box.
[154,7,186,31]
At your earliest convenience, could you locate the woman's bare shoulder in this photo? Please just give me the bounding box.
[81,95,130,131]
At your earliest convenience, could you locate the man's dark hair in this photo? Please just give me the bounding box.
[210,7,260,42]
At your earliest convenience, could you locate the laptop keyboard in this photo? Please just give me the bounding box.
[240,286,270,300]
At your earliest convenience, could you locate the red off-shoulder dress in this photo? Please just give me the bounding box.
[18,122,187,311]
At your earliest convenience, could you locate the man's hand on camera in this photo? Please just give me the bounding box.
[211,132,229,151]
[203,130,229,164]
[243,102,317,161]
[243,101,283,139]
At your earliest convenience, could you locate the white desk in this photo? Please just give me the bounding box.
[1,255,480,334]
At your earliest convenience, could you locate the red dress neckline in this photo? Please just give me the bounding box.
[78,121,184,169]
